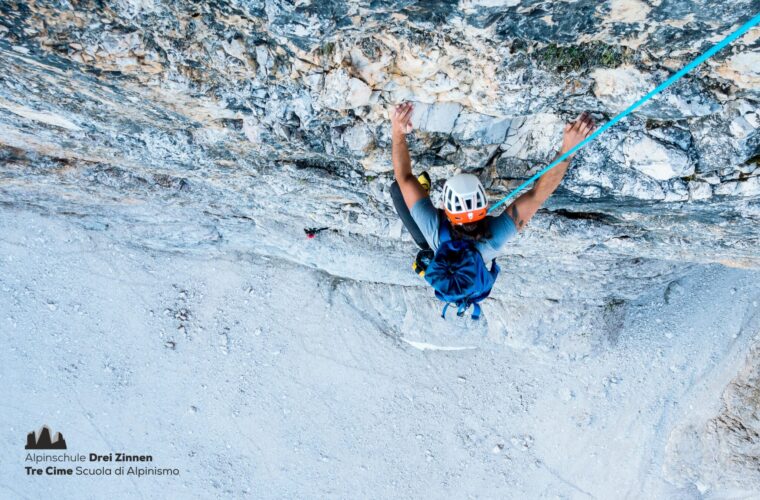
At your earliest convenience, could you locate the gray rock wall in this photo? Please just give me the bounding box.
[1,1,758,267]
[0,0,759,492]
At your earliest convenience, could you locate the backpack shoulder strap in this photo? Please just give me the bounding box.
[440,302,481,320]
[441,303,451,319]
[438,216,452,244]
[471,303,481,320]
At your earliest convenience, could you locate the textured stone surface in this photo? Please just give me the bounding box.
[622,134,693,180]
[665,341,760,495]
[0,3,756,281]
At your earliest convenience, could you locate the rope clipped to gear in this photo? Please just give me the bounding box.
[487,12,760,215]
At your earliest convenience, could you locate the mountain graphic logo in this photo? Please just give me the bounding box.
[25,426,67,450]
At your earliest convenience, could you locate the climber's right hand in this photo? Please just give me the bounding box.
[391,102,414,137]
[560,111,596,160]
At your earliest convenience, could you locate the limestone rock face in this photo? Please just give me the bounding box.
[411,101,463,134]
[321,69,374,110]
[622,134,693,181]
[665,343,760,494]
[0,1,758,494]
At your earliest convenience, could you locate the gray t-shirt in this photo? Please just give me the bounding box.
[410,197,517,262]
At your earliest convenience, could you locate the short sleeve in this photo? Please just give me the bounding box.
[410,197,441,251]
[476,212,518,261]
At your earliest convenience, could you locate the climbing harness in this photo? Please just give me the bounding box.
[487,12,760,214]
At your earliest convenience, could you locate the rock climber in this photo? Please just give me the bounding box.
[389,102,596,318]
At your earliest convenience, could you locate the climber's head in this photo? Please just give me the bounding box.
[443,173,488,225]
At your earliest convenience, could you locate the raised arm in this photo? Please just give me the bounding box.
[507,112,596,230]
[391,102,428,210]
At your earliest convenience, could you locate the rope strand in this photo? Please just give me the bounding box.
[487,12,760,214]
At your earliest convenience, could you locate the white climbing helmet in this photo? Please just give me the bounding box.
[443,173,488,225]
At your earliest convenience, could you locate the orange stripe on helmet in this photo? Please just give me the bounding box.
[445,207,487,225]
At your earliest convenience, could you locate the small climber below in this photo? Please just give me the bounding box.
[389,102,596,318]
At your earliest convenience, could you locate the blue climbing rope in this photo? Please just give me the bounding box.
[488,12,760,214]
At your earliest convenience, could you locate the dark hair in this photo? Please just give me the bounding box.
[450,218,491,241]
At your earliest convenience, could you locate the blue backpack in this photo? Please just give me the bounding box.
[424,219,500,320]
